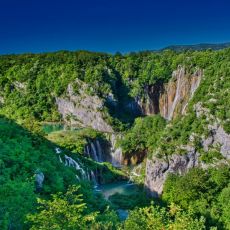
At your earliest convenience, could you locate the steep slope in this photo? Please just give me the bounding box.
[0,116,122,229]
[137,66,202,119]
[144,49,230,197]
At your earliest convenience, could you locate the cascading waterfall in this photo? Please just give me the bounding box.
[96,140,103,162]
[64,155,86,178]
[85,145,91,158]
[84,139,103,163]
[90,170,97,186]
[190,71,202,97]
[110,134,123,167]
[90,142,99,162]
[55,147,87,180]
[168,67,184,120]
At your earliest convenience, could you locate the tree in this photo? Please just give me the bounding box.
[124,203,206,230]
[27,185,97,230]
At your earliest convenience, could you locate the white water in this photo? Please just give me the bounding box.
[168,68,184,120]
[90,142,99,162]
[96,140,103,162]
[110,134,123,167]
[191,74,201,97]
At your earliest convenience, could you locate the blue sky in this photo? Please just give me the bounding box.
[0,0,230,54]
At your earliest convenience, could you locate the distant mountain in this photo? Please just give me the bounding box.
[161,42,230,51]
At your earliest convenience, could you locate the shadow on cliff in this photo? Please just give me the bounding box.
[0,115,124,194]
[104,69,143,127]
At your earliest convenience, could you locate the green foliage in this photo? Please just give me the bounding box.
[163,166,230,229]
[124,203,206,230]
[47,128,104,154]
[1,48,230,133]
[200,149,223,163]
[0,116,78,228]
[119,115,166,155]
[218,184,230,229]
[0,181,36,230]
[108,191,150,210]
[1,47,230,229]
[0,116,122,229]
[27,185,97,230]
[27,184,121,230]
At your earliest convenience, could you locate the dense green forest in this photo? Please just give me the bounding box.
[0,48,229,229]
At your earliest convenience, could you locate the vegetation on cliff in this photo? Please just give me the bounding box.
[0,47,230,229]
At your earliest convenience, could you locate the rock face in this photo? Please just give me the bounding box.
[145,102,230,197]
[203,124,230,160]
[159,67,202,120]
[56,80,113,133]
[138,66,202,120]
[145,147,198,197]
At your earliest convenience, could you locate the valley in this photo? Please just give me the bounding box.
[0,47,229,229]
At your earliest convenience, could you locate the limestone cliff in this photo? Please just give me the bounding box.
[137,66,202,120]
[159,67,202,120]
[145,102,230,197]
[56,80,113,133]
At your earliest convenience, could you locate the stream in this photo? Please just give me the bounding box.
[43,124,139,220]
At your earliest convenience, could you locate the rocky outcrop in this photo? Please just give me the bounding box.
[145,102,230,197]
[56,80,113,133]
[136,84,162,115]
[202,124,230,160]
[137,66,202,120]
[145,147,198,197]
[159,67,202,120]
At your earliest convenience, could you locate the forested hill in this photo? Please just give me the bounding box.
[161,42,230,51]
[0,47,230,229]
[0,48,230,131]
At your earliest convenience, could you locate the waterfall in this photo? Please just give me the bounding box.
[90,170,97,186]
[190,74,202,97]
[90,142,99,162]
[85,145,91,158]
[58,155,63,163]
[96,140,103,162]
[111,148,122,167]
[64,154,86,179]
[110,134,123,167]
[55,147,62,154]
[168,68,184,120]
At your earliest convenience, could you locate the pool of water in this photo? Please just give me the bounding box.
[42,123,64,134]
[97,181,139,199]
[96,181,139,220]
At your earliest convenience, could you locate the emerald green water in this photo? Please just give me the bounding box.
[98,181,138,199]
[42,124,65,134]
[42,123,81,134]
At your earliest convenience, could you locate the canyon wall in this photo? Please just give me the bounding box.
[145,103,230,197]
[56,80,113,133]
[137,66,202,120]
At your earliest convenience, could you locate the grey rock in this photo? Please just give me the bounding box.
[136,66,202,120]
[56,80,113,133]
[145,148,198,197]
[208,125,230,159]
